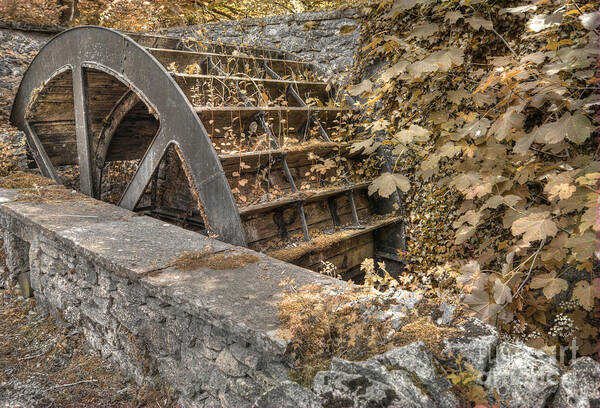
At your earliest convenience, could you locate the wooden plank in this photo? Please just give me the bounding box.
[305,235,375,273]
[238,181,370,217]
[218,142,352,175]
[197,106,351,145]
[173,74,330,107]
[244,194,372,247]
[265,216,403,264]
[72,66,95,196]
[148,48,309,79]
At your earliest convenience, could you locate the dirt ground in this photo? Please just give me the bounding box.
[0,291,176,408]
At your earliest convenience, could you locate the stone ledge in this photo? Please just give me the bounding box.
[0,187,338,406]
[0,20,66,34]
[163,8,364,33]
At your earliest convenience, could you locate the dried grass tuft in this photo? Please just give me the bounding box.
[0,171,55,189]
[174,250,259,271]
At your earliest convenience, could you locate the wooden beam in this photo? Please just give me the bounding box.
[72,65,95,196]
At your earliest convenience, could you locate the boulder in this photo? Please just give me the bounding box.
[312,369,401,408]
[485,342,561,408]
[440,317,498,373]
[552,357,600,408]
[253,381,322,408]
[312,348,460,408]
[375,341,459,408]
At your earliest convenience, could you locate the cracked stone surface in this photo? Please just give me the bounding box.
[552,357,600,408]
[485,342,561,408]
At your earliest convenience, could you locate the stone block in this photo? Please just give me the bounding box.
[216,348,248,377]
[552,357,600,408]
[252,381,321,408]
[440,317,498,373]
[374,342,459,408]
[485,342,561,408]
[230,342,260,370]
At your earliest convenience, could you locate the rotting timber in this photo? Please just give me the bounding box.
[10,26,404,279]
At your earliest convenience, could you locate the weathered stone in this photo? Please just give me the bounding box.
[1,228,29,288]
[314,356,439,408]
[385,370,436,407]
[432,302,456,326]
[312,370,398,408]
[552,357,600,408]
[218,389,252,408]
[387,288,424,310]
[253,381,322,408]
[440,317,498,373]
[330,357,389,383]
[216,348,248,377]
[230,342,260,370]
[165,8,363,76]
[77,261,97,286]
[195,395,221,408]
[374,342,459,408]
[485,342,561,408]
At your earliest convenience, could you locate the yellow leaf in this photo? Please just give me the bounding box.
[511,211,558,242]
[572,280,599,311]
[530,273,568,299]
[368,172,411,198]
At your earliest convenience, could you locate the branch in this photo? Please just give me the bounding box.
[46,379,98,391]
[513,239,545,299]
[490,27,518,58]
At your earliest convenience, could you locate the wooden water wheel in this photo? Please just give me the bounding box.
[11,26,405,278]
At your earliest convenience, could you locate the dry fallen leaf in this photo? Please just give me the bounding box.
[511,211,558,242]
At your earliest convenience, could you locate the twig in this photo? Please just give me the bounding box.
[46,379,98,391]
[490,27,519,58]
[513,239,545,299]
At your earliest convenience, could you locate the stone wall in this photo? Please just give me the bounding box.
[0,22,60,122]
[0,23,61,171]
[163,8,364,76]
[0,187,337,407]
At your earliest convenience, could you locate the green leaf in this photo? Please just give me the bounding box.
[566,231,596,262]
[425,48,464,71]
[579,12,600,31]
[544,172,578,201]
[458,118,490,139]
[445,11,463,23]
[489,107,525,141]
[532,112,592,145]
[348,79,373,97]
[527,13,563,32]
[502,5,537,14]
[350,138,381,155]
[463,289,501,323]
[565,112,592,144]
[408,23,439,39]
[379,60,410,82]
